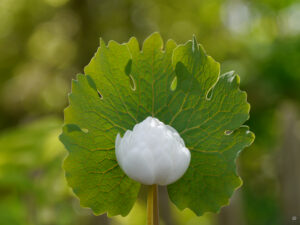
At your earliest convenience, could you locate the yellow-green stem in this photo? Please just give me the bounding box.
[147,184,159,225]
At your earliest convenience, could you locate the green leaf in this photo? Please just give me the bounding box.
[60,32,254,216]
[167,38,255,215]
[60,41,141,216]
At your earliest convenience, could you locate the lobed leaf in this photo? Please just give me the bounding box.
[60,32,254,216]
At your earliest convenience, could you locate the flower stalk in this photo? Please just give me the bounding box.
[147,184,159,225]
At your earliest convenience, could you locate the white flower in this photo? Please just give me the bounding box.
[115,117,191,185]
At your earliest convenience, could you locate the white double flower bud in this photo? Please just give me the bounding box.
[115,117,191,185]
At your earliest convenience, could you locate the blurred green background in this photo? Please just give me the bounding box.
[0,0,299,224]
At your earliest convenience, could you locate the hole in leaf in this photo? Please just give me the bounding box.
[86,75,97,92]
[170,76,177,91]
[129,74,136,91]
[81,128,89,133]
[206,79,218,100]
[65,124,82,133]
[97,90,103,99]
[86,75,103,100]
[206,88,213,100]
[224,130,233,135]
[64,124,89,134]
[125,59,132,76]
